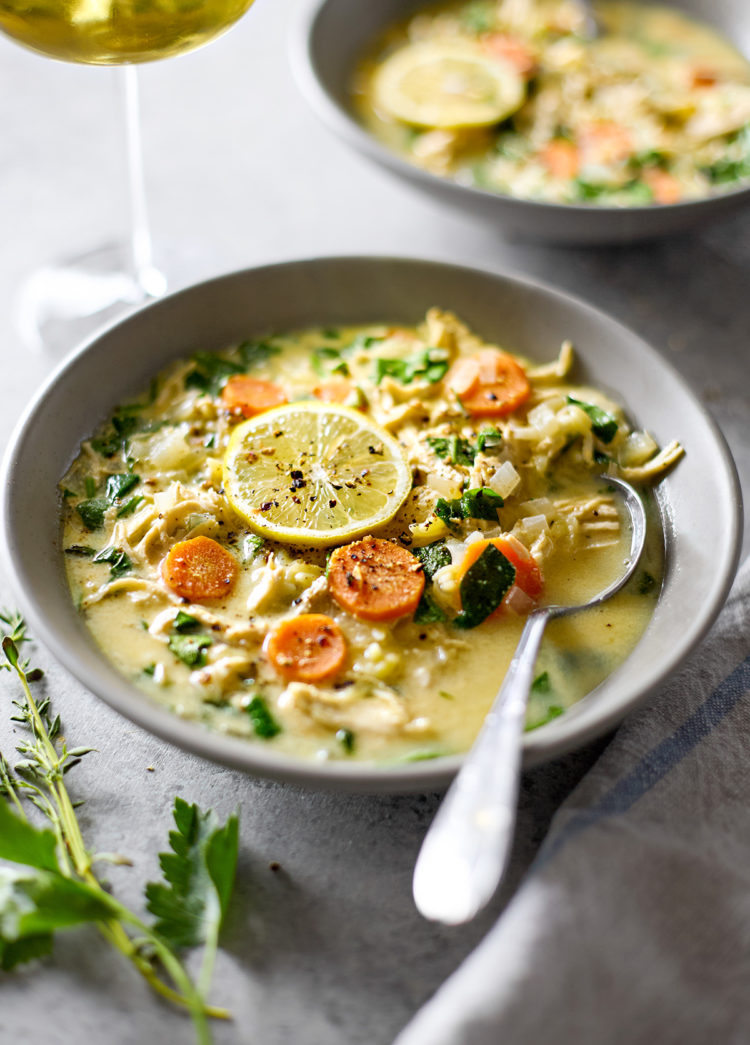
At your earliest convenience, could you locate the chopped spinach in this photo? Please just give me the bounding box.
[531,671,551,695]
[525,704,565,731]
[435,487,504,525]
[374,347,448,385]
[105,473,140,501]
[414,592,446,624]
[246,695,281,739]
[173,611,200,633]
[336,728,355,754]
[453,544,516,629]
[476,427,503,453]
[413,540,452,581]
[185,352,245,396]
[76,498,110,530]
[90,409,141,457]
[311,346,349,378]
[168,633,212,668]
[566,396,619,443]
[116,495,145,518]
[92,546,132,580]
[238,338,280,369]
[143,663,157,677]
[64,545,96,557]
[460,0,495,32]
[426,435,477,467]
[241,534,265,562]
[84,476,97,499]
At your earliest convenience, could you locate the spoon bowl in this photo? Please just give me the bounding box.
[413,475,647,925]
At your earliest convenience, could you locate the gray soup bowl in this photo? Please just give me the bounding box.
[291,0,750,245]
[0,257,743,791]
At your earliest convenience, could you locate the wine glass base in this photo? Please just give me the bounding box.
[15,241,167,355]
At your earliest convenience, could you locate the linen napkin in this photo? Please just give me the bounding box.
[395,554,750,1045]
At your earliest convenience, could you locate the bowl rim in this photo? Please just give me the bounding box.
[0,254,743,792]
[290,0,750,220]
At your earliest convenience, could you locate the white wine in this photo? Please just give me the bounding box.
[0,0,255,65]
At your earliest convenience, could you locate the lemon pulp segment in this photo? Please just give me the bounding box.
[223,402,412,547]
[372,42,525,129]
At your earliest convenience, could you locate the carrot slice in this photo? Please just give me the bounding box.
[540,139,579,180]
[313,379,354,404]
[328,536,425,621]
[458,536,543,619]
[642,168,682,205]
[447,349,530,418]
[265,613,347,683]
[221,376,287,418]
[161,536,238,601]
[692,67,717,87]
[482,33,536,76]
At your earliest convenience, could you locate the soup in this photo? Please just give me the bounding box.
[61,310,681,764]
[353,0,750,206]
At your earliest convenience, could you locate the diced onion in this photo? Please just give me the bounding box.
[489,460,521,498]
[504,585,536,615]
[520,514,549,538]
[619,430,658,467]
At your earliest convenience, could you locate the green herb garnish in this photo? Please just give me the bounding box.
[92,546,132,580]
[638,570,658,596]
[476,427,503,452]
[246,695,281,739]
[115,495,145,518]
[105,473,140,501]
[311,346,349,378]
[336,728,355,754]
[426,435,477,467]
[374,347,448,386]
[566,396,619,443]
[168,633,212,668]
[414,593,446,623]
[64,545,96,557]
[531,671,551,694]
[412,540,452,581]
[75,498,110,531]
[435,487,504,525]
[238,338,280,369]
[185,352,245,396]
[173,611,200,633]
[90,408,141,458]
[454,544,516,629]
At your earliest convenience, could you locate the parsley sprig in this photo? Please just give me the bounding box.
[0,615,238,1044]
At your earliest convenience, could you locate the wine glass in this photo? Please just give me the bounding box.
[0,0,257,351]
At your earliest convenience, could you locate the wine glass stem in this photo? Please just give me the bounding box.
[119,64,165,299]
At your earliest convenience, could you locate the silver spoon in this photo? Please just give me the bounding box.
[413,474,646,925]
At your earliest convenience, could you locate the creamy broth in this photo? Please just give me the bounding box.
[353,0,750,206]
[61,311,677,765]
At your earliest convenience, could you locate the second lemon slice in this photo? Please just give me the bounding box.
[372,41,525,129]
[223,402,412,547]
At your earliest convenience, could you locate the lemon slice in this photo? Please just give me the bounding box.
[223,402,412,547]
[372,41,525,129]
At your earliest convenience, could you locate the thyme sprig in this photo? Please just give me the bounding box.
[0,615,238,1044]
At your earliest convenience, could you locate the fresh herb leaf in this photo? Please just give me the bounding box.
[435,487,504,525]
[105,473,139,502]
[426,435,477,466]
[246,695,281,739]
[531,671,551,694]
[241,534,265,562]
[413,541,452,581]
[0,799,60,871]
[143,663,157,677]
[64,545,97,557]
[460,0,495,32]
[185,352,245,396]
[238,338,280,369]
[92,546,132,580]
[173,611,200,633]
[438,690,455,700]
[76,498,110,530]
[566,396,619,443]
[84,477,97,499]
[311,346,349,378]
[336,728,355,754]
[476,427,503,452]
[454,544,516,629]
[374,347,449,385]
[144,797,239,951]
[414,592,446,623]
[90,410,140,457]
[115,495,145,518]
[168,633,212,668]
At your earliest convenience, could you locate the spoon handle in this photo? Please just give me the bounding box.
[412,608,550,925]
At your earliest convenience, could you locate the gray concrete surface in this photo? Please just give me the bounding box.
[0,0,748,1041]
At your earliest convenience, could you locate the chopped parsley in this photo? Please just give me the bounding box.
[454,544,516,629]
[246,695,281,739]
[566,396,619,443]
[90,408,141,457]
[173,611,200,633]
[435,488,504,525]
[374,347,449,385]
[92,546,132,580]
[311,346,350,378]
[426,435,477,467]
[336,728,355,754]
[168,633,212,668]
